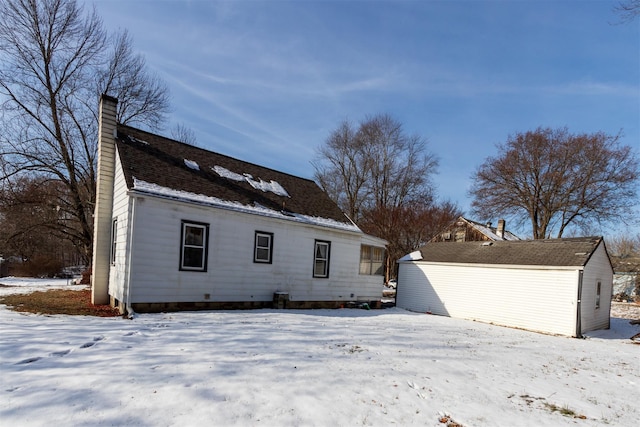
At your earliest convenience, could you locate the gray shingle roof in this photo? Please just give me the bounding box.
[413,237,605,267]
[115,125,353,226]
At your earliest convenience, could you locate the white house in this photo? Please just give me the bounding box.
[396,237,613,337]
[91,95,386,313]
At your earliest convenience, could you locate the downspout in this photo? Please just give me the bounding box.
[123,195,137,318]
[575,270,583,338]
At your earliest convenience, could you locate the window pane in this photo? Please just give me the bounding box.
[257,235,270,248]
[183,247,204,268]
[359,261,371,275]
[372,262,384,275]
[315,260,327,276]
[316,244,327,259]
[185,226,204,246]
[256,248,269,261]
[360,245,371,261]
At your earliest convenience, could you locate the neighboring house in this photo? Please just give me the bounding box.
[396,237,613,337]
[91,95,386,313]
[430,216,520,243]
[613,272,638,300]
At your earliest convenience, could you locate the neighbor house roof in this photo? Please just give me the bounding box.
[461,217,520,241]
[401,236,606,267]
[430,216,520,242]
[114,124,358,232]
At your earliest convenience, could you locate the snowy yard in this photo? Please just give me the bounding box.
[1,278,638,426]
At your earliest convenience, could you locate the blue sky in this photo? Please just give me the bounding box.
[91,0,639,235]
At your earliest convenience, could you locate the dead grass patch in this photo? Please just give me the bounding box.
[0,288,121,317]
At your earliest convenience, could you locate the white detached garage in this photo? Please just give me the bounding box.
[396,237,613,337]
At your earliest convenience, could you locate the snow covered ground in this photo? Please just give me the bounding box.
[1,278,638,427]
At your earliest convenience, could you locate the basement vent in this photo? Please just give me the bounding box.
[482,242,493,246]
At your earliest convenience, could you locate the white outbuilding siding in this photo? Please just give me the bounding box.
[397,263,581,336]
[396,238,613,337]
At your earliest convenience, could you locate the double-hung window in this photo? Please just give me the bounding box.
[313,240,331,278]
[254,231,273,263]
[359,245,384,275]
[180,221,209,271]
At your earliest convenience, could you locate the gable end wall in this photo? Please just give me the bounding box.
[580,242,613,332]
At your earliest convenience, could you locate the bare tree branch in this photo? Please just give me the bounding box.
[470,127,640,239]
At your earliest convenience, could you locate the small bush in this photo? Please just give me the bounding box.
[13,255,64,278]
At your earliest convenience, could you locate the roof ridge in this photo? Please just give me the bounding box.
[117,124,318,184]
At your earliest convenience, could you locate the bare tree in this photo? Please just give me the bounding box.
[0,176,81,275]
[313,114,440,278]
[614,0,640,22]
[312,119,371,222]
[314,114,438,221]
[359,200,461,280]
[470,127,640,239]
[0,0,170,264]
[171,123,198,146]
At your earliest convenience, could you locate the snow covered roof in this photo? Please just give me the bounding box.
[402,237,607,267]
[114,125,358,232]
[464,217,520,241]
[430,216,520,243]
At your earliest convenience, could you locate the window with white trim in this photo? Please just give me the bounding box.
[254,231,273,263]
[110,218,117,265]
[359,245,384,275]
[313,240,331,278]
[180,221,209,271]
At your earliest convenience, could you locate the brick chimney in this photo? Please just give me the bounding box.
[91,94,118,305]
[497,219,505,240]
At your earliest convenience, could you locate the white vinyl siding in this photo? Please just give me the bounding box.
[397,239,614,337]
[579,243,613,332]
[397,262,580,336]
[121,195,382,304]
[108,152,133,303]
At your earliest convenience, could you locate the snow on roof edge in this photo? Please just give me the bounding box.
[398,250,423,262]
[131,178,361,233]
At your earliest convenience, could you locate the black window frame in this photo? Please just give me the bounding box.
[110,218,118,265]
[313,240,331,278]
[254,231,274,264]
[179,220,209,272]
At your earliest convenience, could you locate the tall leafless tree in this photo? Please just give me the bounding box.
[171,123,199,146]
[0,0,170,265]
[313,114,438,222]
[313,119,371,222]
[470,127,640,239]
[313,113,441,279]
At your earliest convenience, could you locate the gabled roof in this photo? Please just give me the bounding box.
[402,236,606,267]
[114,125,358,232]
